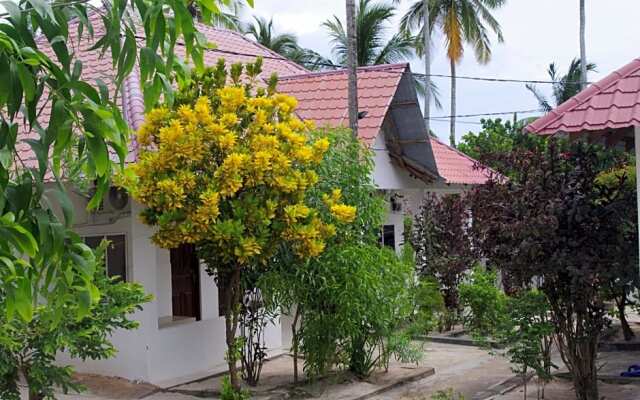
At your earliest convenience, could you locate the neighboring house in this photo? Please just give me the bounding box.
[278,64,491,252]
[20,13,489,387]
[525,57,640,261]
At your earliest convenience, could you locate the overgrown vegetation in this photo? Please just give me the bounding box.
[467,140,636,400]
[120,60,356,391]
[0,1,237,398]
[0,243,149,400]
[412,194,477,331]
[261,129,419,381]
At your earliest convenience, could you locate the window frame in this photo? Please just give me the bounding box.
[83,233,128,281]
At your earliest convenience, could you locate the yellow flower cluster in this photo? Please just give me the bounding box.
[323,189,357,223]
[120,63,357,262]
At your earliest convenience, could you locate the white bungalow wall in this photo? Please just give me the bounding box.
[55,191,284,386]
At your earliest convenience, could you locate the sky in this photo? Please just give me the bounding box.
[243,0,640,144]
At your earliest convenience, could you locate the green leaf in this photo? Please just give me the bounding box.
[15,277,33,321]
[15,62,35,101]
[27,0,56,20]
[85,133,109,176]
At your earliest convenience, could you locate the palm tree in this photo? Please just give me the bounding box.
[324,0,415,66]
[243,16,300,57]
[242,16,332,71]
[526,59,596,112]
[400,0,506,147]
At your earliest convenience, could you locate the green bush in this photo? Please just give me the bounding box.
[409,276,445,336]
[0,244,149,400]
[220,376,250,400]
[459,266,508,343]
[297,244,418,378]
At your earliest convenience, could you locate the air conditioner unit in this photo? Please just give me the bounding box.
[88,187,131,224]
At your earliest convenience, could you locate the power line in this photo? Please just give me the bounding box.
[428,109,542,120]
[412,72,591,85]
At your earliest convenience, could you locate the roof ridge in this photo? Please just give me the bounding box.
[194,21,309,74]
[526,58,640,134]
[278,63,409,81]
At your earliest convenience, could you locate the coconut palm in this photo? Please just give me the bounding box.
[323,0,415,66]
[243,16,301,57]
[526,59,596,112]
[323,0,441,107]
[400,0,506,147]
[242,16,333,71]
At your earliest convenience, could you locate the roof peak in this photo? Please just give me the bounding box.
[278,63,409,81]
[526,57,640,134]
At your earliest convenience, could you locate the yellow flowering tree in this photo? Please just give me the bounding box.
[119,58,355,390]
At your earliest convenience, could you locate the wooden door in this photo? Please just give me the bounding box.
[170,244,201,320]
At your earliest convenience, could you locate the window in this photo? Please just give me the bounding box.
[169,244,201,321]
[84,235,127,280]
[380,225,395,249]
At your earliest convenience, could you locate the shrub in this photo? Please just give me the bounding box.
[0,243,149,400]
[468,140,635,400]
[459,266,508,343]
[295,244,417,378]
[412,194,477,331]
[120,59,355,389]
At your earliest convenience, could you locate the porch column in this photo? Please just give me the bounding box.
[635,126,640,276]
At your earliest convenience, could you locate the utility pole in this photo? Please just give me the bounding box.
[346,0,359,138]
[579,0,587,89]
[423,0,431,136]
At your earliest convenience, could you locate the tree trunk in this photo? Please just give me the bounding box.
[572,367,599,400]
[570,338,599,400]
[423,0,431,134]
[617,294,635,341]
[223,268,242,391]
[579,0,587,89]
[449,59,457,147]
[346,0,359,138]
[291,307,301,383]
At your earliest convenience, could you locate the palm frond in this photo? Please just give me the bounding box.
[525,83,552,112]
[374,32,415,65]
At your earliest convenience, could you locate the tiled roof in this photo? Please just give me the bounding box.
[16,11,308,170]
[429,137,491,185]
[277,64,408,144]
[526,58,640,135]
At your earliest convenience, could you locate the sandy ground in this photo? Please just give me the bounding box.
[495,378,640,400]
[18,339,640,399]
[369,342,514,400]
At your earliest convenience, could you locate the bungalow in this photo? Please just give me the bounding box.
[22,13,489,386]
[525,57,640,262]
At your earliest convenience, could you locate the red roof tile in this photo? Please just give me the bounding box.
[526,58,640,134]
[277,64,408,144]
[429,138,491,185]
[16,11,308,170]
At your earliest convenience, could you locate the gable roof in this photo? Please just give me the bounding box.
[526,58,640,135]
[277,64,407,144]
[429,138,492,185]
[278,64,442,182]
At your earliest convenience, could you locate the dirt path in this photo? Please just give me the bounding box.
[369,342,514,400]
